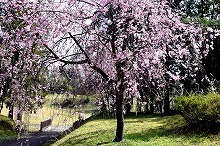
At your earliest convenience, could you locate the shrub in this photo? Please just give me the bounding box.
[175,92,220,126]
[0,120,14,130]
[0,115,15,131]
[0,115,16,138]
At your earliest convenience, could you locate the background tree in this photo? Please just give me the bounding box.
[172,0,220,21]
[0,0,49,120]
[172,0,220,90]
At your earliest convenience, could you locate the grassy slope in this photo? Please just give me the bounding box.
[38,94,94,126]
[0,115,17,142]
[26,106,80,131]
[1,94,93,132]
[49,114,220,146]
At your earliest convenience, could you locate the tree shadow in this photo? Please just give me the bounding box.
[125,127,168,142]
[46,114,220,145]
[50,129,108,145]
[64,135,97,145]
[125,115,220,144]
[97,141,111,145]
[170,122,220,135]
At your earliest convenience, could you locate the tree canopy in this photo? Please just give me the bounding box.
[0,0,218,141]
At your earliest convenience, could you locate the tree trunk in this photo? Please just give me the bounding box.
[17,106,22,120]
[17,112,22,120]
[138,88,144,113]
[145,98,149,113]
[113,61,125,142]
[113,88,124,142]
[0,100,3,113]
[150,94,154,114]
[142,87,149,113]
[164,84,170,115]
[8,104,14,119]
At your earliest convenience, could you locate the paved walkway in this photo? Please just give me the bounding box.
[0,112,91,146]
[0,131,60,146]
[0,126,71,146]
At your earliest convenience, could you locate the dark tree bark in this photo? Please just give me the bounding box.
[17,106,22,120]
[7,51,19,119]
[113,61,125,142]
[142,87,149,113]
[113,88,124,142]
[145,98,149,113]
[138,88,144,113]
[0,100,3,113]
[8,103,14,119]
[17,112,22,120]
[124,102,131,114]
[150,93,154,114]
[205,36,220,81]
[164,84,170,115]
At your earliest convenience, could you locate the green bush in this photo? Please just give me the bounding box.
[0,115,16,138]
[0,115,15,130]
[0,120,14,130]
[175,92,220,126]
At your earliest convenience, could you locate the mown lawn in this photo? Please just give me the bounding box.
[47,114,220,146]
[0,115,17,142]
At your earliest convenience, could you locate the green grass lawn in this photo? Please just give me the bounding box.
[47,114,220,146]
[0,115,17,142]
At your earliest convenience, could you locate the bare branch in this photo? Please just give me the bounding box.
[43,44,88,65]
[68,32,90,61]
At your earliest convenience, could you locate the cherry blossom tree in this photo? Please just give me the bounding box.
[0,0,49,119]
[0,0,217,142]
[41,0,216,141]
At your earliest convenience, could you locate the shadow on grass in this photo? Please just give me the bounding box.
[47,114,220,145]
[125,115,220,144]
[63,135,97,145]
[59,129,112,146]
[97,141,112,145]
[126,128,168,142]
[92,112,161,120]
[125,119,144,123]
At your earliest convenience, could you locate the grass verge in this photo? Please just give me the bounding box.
[48,113,220,146]
[0,115,17,142]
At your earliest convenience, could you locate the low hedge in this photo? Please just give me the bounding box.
[175,92,220,126]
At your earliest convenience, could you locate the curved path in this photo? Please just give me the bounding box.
[0,131,60,146]
[0,126,71,146]
[0,112,91,146]
[0,112,90,146]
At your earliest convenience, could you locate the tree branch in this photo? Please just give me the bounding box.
[44,40,111,82]
[43,44,88,65]
[68,32,90,61]
[67,33,112,82]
